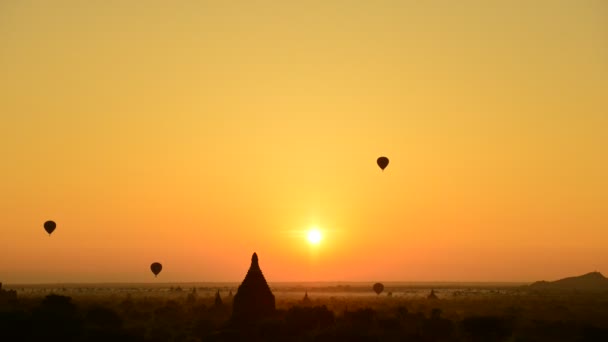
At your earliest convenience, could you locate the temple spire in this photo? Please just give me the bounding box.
[232,252,276,322]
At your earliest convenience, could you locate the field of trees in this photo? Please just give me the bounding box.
[2,284,608,341]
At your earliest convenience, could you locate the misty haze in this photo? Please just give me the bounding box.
[1,1,607,341]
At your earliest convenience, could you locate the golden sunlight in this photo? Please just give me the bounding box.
[307,228,323,245]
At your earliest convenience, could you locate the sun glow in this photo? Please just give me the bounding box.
[307,228,323,245]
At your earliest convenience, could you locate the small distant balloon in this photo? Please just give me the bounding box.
[43,221,56,236]
[150,262,163,277]
[377,157,389,171]
[373,282,384,295]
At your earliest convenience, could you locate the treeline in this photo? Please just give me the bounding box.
[2,294,608,341]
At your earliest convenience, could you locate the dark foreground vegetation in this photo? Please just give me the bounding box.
[2,289,608,341]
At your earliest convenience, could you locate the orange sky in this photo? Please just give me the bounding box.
[1,1,607,283]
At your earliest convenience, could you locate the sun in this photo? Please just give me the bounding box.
[307,228,323,245]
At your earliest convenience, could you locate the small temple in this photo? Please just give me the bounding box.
[214,289,223,307]
[302,291,312,305]
[232,253,276,322]
[427,289,438,300]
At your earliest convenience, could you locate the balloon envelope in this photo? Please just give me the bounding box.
[43,221,56,235]
[150,262,163,277]
[373,282,384,295]
[377,157,389,171]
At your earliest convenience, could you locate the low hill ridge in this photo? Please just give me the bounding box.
[529,272,608,291]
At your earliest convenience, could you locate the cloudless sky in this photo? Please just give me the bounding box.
[1,0,606,283]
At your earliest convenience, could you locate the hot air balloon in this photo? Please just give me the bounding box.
[373,282,384,295]
[43,221,56,236]
[150,262,162,277]
[377,157,389,171]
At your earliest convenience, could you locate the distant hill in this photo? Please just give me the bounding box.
[529,272,608,291]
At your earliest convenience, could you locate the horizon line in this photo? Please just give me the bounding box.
[3,280,532,286]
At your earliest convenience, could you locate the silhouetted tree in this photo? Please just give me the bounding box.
[462,315,513,342]
[431,308,442,319]
[85,306,123,330]
[31,295,82,341]
[83,306,132,342]
[285,305,335,333]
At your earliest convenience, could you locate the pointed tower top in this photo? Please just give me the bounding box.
[250,252,261,272]
[214,289,223,306]
[302,290,312,304]
[233,252,276,321]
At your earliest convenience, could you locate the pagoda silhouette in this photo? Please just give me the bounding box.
[301,291,312,306]
[214,289,223,307]
[232,252,276,322]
